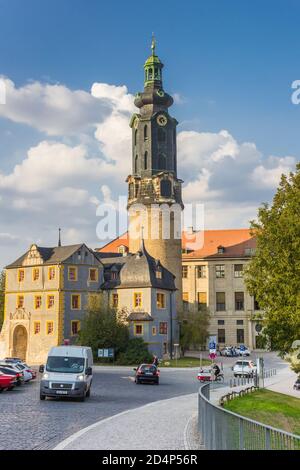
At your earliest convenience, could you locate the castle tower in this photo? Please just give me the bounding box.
[127,38,183,308]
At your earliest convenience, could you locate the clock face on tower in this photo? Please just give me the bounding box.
[157,114,168,126]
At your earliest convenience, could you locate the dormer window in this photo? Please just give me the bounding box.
[156,268,162,279]
[118,245,128,255]
[218,245,225,254]
[111,271,118,280]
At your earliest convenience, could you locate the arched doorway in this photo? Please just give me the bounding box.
[12,325,28,361]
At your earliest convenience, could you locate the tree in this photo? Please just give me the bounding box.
[245,163,300,355]
[0,270,5,329]
[78,302,129,359]
[177,306,210,356]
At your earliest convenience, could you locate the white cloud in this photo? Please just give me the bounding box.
[0,77,112,135]
[251,156,296,188]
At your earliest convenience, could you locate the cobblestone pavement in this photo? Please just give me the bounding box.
[0,367,198,450]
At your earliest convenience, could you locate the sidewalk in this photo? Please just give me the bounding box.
[54,393,200,450]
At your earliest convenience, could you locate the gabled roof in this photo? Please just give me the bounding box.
[96,229,256,260]
[6,244,98,269]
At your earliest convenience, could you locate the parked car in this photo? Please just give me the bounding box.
[3,357,23,363]
[16,363,35,381]
[236,346,251,357]
[222,347,239,357]
[233,360,257,377]
[293,378,300,390]
[0,371,17,391]
[134,364,159,384]
[1,361,32,382]
[0,365,24,386]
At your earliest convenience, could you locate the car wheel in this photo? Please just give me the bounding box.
[78,394,86,402]
[40,394,46,400]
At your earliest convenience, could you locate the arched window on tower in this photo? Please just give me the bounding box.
[144,125,148,141]
[144,151,148,170]
[148,68,153,80]
[160,180,172,197]
[135,155,138,174]
[158,153,167,170]
[134,129,138,146]
[158,127,166,142]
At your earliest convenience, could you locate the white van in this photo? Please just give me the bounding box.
[39,346,93,401]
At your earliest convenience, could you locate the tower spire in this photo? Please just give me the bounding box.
[151,33,156,55]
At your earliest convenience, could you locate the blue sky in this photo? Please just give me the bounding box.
[0,0,299,267]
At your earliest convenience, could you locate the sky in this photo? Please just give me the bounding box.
[0,0,299,268]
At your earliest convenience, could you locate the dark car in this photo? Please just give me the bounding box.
[0,365,24,386]
[293,378,300,390]
[134,364,159,385]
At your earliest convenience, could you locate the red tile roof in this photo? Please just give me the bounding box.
[96,229,256,259]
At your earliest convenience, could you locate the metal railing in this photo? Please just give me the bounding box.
[198,383,300,450]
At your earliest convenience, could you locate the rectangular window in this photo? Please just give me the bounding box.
[197,292,207,310]
[71,320,80,335]
[218,329,226,344]
[68,267,77,281]
[216,292,226,311]
[235,292,244,311]
[218,320,225,325]
[182,266,188,278]
[237,329,245,343]
[71,294,81,310]
[197,265,207,278]
[35,295,42,309]
[111,293,118,308]
[134,324,143,335]
[133,292,142,308]
[46,321,54,335]
[254,296,260,310]
[89,268,98,282]
[234,264,244,278]
[152,327,157,336]
[237,320,244,325]
[156,293,165,309]
[47,295,55,309]
[163,342,168,355]
[34,322,40,335]
[17,295,24,308]
[18,269,25,282]
[33,268,40,281]
[183,292,189,311]
[216,265,225,278]
[48,267,55,280]
[159,322,168,335]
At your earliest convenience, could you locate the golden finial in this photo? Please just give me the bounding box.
[151,33,156,55]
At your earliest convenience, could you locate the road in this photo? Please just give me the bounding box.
[0,352,290,450]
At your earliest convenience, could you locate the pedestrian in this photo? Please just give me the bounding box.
[153,355,159,367]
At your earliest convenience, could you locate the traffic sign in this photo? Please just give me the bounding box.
[239,344,246,351]
[209,341,216,350]
[209,352,216,360]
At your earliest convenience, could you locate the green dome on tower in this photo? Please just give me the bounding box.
[144,35,164,88]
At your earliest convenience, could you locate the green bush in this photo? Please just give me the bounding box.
[116,338,153,365]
